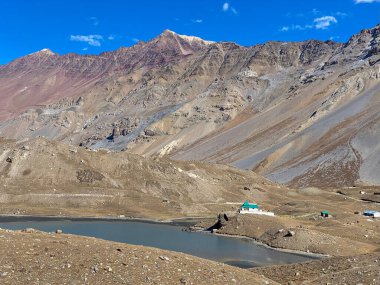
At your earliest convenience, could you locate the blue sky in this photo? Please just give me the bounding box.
[0,0,379,64]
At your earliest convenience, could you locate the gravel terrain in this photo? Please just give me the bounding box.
[0,229,276,285]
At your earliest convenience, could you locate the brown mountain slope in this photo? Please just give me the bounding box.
[0,137,282,218]
[0,25,380,187]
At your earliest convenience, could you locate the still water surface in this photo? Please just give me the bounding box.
[0,217,318,268]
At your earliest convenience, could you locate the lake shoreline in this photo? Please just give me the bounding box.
[0,214,324,263]
[212,232,327,259]
[0,213,209,226]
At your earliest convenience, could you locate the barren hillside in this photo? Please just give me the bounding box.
[0,25,380,188]
[0,137,280,218]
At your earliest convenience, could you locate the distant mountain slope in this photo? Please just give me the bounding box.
[0,24,380,188]
[0,137,282,218]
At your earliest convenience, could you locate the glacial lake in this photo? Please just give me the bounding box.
[0,217,318,268]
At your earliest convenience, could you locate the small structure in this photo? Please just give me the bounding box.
[241,200,259,211]
[239,200,274,216]
[363,210,380,218]
[321,211,329,218]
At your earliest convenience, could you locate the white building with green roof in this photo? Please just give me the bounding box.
[239,200,274,216]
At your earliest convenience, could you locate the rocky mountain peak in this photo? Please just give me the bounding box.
[161,29,214,45]
[22,48,58,62]
[148,29,214,55]
[0,48,59,73]
[346,23,380,45]
[29,48,56,57]
[38,48,55,55]
[343,23,380,62]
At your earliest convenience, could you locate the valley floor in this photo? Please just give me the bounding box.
[0,138,379,284]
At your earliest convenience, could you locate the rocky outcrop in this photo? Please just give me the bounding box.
[76,169,104,183]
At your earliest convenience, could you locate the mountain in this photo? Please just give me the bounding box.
[0,137,282,218]
[1,25,380,188]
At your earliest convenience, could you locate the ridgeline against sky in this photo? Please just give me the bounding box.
[0,0,379,64]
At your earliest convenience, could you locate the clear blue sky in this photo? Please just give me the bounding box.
[0,0,379,64]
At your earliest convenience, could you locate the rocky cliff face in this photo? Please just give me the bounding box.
[1,25,380,188]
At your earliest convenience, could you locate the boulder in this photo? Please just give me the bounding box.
[22,228,35,233]
[285,230,296,237]
[112,127,120,138]
[144,129,156,136]
[217,211,237,227]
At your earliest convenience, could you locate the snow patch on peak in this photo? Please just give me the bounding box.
[40,48,55,55]
[163,30,214,45]
[30,48,55,56]
[177,34,214,45]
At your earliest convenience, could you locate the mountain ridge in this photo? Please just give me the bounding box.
[1,24,380,188]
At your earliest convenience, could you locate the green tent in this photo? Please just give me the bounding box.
[321,211,329,217]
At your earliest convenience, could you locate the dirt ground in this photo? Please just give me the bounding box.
[0,228,378,285]
[202,213,379,257]
[252,252,380,285]
[0,229,276,285]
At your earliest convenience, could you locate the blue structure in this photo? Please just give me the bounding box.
[363,210,380,217]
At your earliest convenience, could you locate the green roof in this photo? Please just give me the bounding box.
[242,200,259,209]
[321,211,329,214]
